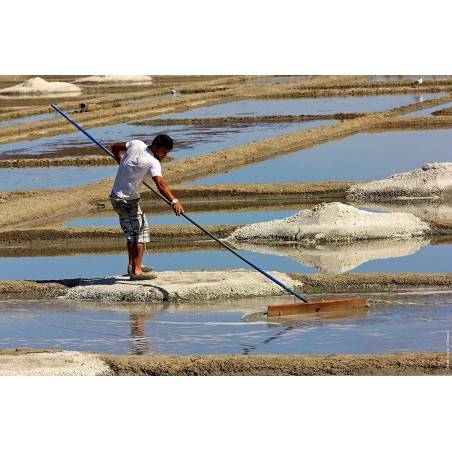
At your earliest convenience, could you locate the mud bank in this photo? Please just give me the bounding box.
[135,113,366,126]
[0,225,235,247]
[230,203,432,244]
[1,273,451,300]
[0,280,68,298]
[348,163,452,200]
[0,156,115,168]
[0,349,447,376]
[288,272,452,293]
[248,86,451,101]
[101,352,450,376]
[371,114,452,131]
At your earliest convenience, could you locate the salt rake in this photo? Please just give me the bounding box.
[51,103,368,317]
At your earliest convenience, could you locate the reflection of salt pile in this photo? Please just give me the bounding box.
[232,238,428,274]
[75,75,152,84]
[352,198,452,230]
[347,162,452,200]
[229,202,431,245]
[0,77,81,95]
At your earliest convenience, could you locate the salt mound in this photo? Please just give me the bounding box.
[229,202,431,244]
[0,77,81,95]
[75,75,152,84]
[347,162,452,200]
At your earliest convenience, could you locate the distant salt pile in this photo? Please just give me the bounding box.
[0,77,81,95]
[75,75,152,84]
[229,202,431,244]
[347,163,452,200]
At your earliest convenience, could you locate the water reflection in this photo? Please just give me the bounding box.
[130,314,150,355]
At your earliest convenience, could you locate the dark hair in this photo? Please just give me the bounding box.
[151,134,173,151]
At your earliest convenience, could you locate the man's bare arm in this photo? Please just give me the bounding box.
[152,175,184,215]
[111,142,127,163]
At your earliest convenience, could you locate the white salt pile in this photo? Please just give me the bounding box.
[0,77,81,95]
[228,202,431,245]
[75,75,152,84]
[347,162,452,200]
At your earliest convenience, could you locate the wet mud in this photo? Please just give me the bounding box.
[100,352,450,376]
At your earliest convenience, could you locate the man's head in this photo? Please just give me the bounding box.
[149,134,173,161]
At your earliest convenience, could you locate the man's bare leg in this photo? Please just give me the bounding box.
[127,241,133,268]
[131,242,145,274]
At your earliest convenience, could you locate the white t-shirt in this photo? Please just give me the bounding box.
[111,140,162,200]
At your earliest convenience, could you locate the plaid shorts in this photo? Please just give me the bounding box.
[110,196,150,244]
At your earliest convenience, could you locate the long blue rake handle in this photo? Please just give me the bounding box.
[51,103,309,303]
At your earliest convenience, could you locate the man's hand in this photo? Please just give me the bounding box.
[172,201,184,216]
[153,176,184,216]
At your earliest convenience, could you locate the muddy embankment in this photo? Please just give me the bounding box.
[101,352,450,376]
[135,113,367,126]
[0,348,448,376]
[0,225,236,256]
[371,114,452,131]
[0,156,115,168]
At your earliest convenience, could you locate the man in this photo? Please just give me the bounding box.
[110,134,184,280]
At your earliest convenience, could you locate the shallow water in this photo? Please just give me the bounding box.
[0,119,332,160]
[0,166,116,191]
[191,128,452,184]
[0,293,451,355]
[62,208,299,228]
[370,75,452,82]
[404,101,452,117]
[157,93,445,119]
[0,112,57,128]
[1,241,451,280]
